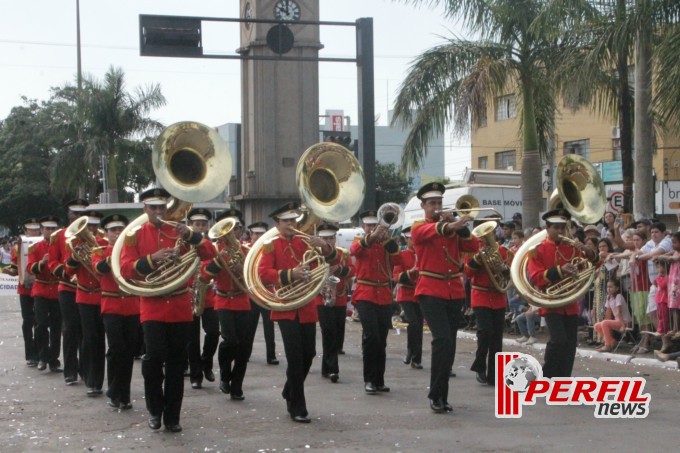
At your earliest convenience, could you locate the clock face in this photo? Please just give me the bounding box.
[274,0,301,22]
[244,2,253,28]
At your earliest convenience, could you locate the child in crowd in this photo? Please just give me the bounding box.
[594,279,631,352]
[654,260,670,335]
[665,232,680,337]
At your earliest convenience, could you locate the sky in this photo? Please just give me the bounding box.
[0,0,471,179]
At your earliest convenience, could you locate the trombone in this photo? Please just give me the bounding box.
[435,195,502,219]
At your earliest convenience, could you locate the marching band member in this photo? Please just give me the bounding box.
[3,218,42,366]
[464,220,511,386]
[202,209,253,401]
[258,202,338,423]
[247,221,279,365]
[317,223,354,383]
[350,209,402,394]
[49,198,89,385]
[27,215,62,372]
[186,208,219,390]
[64,210,107,396]
[411,182,477,413]
[119,188,215,433]
[527,209,599,378]
[92,214,139,410]
[393,226,423,369]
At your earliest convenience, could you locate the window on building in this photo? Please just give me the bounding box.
[478,156,488,169]
[563,139,590,160]
[495,150,516,170]
[495,94,516,121]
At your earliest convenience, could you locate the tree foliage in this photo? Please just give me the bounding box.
[375,161,414,206]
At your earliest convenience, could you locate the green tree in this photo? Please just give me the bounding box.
[50,66,165,202]
[392,0,570,228]
[375,161,414,206]
[655,19,680,130]
[0,99,61,232]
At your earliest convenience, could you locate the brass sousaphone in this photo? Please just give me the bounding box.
[111,121,231,297]
[243,142,365,311]
[510,154,606,308]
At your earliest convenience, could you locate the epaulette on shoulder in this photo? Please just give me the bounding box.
[352,235,363,243]
[50,229,62,244]
[124,228,138,247]
[411,220,426,230]
[527,245,539,259]
[92,246,105,257]
[263,236,278,254]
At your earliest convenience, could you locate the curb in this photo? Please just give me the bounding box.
[456,330,679,371]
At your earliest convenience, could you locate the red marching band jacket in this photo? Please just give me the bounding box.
[202,243,250,312]
[10,243,31,296]
[26,239,59,300]
[48,228,78,293]
[64,236,108,305]
[330,247,355,308]
[258,234,339,323]
[350,236,402,306]
[393,247,418,303]
[527,236,598,316]
[119,222,215,323]
[464,243,511,310]
[92,245,140,316]
[411,218,479,300]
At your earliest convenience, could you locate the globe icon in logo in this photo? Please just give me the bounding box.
[504,355,542,393]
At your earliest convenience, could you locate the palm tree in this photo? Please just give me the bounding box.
[655,19,680,130]
[51,67,165,202]
[392,0,570,228]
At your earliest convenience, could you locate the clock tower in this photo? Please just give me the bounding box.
[235,0,322,222]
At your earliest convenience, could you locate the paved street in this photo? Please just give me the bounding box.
[1,295,678,452]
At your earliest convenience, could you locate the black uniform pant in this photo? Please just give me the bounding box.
[217,309,253,396]
[102,314,140,404]
[79,303,106,390]
[19,295,38,362]
[248,300,276,361]
[142,321,191,426]
[355,301,392,386]
[278,318,316,418]
[34,297,61,366]
[470,306,505,384]
[401,301,424,364]
[543,313,579,378]
[188,307,220,384]
[317,304,346,375]
[59,290,83,381]
[419,296,465,402]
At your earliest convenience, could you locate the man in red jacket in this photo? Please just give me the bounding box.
[2,218,42,366]
[411,182,477,413]
[350,210,402,394]
[464,220,511,386]
[49,198,89,385]
[119,188,215,433]
[27,215,62,372]
[258,201,337,423]
[527,209,598,378]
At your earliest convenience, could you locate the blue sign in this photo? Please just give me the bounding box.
[601,161,623,183]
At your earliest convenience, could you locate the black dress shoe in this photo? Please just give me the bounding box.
[120,402,133,410]
[449,370,457,378]
[338,350,345,355]
[364,382,377,394]
[219,381,230,394]
[321,373,330,379]
[107,398,120,408]
[191,381,202,390]
[329,373,339,383]
[165,423,182,433]
[443,401,453,412]
[37,361,47,371]
[148,416,162,430]
[430,399,446,414]
[94,388,103,395]
[50,366,63,373]
[376,385,390,392]
[267,358,280,365]
[204,370,215,382]
[183,368,190,377]
[291,415,311,423]
[65,376,77,385]
[87,387,99,397]
[411,362,423,370]
[230,393,245,401]
[27,360,38,367]
[403,354,412,365]
[475,371,487,384]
